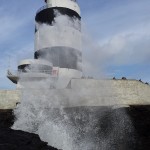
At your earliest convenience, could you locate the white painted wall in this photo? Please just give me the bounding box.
[35,24,81,51]
[55,68,82,88]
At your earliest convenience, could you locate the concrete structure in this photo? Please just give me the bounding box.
[35,0,82,74]
[3,1,150,109]
[0,90,20,109]
[0,79,150,109]
[7,0,82,88]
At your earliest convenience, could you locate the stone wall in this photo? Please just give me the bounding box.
[69,79,150,106]
[0,90,20,109]
[0,79,150,109]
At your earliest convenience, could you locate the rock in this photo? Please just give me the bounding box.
[0,109,58,150]
[1,106,150,150]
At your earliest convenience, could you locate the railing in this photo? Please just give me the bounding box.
[7,69,52,76]
[36,0,78,14]
[7,70,18,76]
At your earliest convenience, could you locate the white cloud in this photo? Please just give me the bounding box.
[82,22,150,78]
[82,0,150,40]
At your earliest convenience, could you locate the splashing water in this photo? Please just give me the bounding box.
[12,77,135,149]
[12,13,135,150]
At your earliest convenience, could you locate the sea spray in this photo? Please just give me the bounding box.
[12,13,135,150]
[12,85,135,150]
[35,11,81,55]
[12,62,135,150]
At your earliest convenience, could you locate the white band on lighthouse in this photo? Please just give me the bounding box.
[43,0,81,15]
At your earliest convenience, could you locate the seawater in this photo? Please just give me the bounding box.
[12,87,134,150]
[10,7,137,150]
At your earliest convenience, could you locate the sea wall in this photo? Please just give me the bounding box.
[69,79,150,106]
[0,79,150,109]
[0,90,20,109]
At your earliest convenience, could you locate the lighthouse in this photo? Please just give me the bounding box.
[7,0,82,88]
[35,0,82,81]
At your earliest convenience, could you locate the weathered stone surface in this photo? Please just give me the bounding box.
[1,79,150,109]
[0,90,20,109]
[70,79,150,105]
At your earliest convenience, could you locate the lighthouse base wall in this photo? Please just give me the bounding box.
[0,90,20,109]
[0,79,150,109]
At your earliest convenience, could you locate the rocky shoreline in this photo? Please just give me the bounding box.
[0,110,58,150]
[126,105,150,149]
[0,106,150,150]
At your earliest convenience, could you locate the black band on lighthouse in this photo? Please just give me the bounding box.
[34,47,82,71]
[35,7,81,26]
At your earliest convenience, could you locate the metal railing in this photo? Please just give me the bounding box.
[36,0,78,14]
[7,70,18,76]
[7,69,53,76]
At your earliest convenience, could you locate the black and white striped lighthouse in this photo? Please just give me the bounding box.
[7,0,82,88]
[34,0,82,80]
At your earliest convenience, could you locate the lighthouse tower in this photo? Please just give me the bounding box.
[35,0,82,86]
[7,0,82,88]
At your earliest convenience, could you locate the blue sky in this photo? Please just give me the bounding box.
[0,0,150,89]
